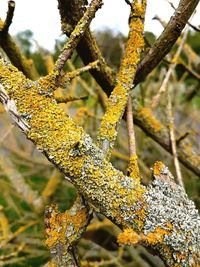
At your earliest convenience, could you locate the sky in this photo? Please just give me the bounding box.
[0,0,199,51]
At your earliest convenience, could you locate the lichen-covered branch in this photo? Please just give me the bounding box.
[54,0,103,73]
[45,196,91,266]
[58,0,199,98]
[0,59,199,266]
[97,0,146,156]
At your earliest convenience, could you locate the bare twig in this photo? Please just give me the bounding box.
[126,96,137,157]
[1,1,15,33]
[151,27,189,108]
[167,85,185,189]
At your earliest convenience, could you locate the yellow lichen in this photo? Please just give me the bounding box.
[45,202,88,249]
[146,227,170,244]
[118,221,173,248]
[0,19,4,30]
[38,71,59,92]
[0,59,148,231]
[153,161,165,176]
[138,107,163,132]
[98,1,146,149]
[128,155,140,181]
[117,228,140,245]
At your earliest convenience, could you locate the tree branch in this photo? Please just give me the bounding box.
[0,13,39,80]
[57,0,115,94]
[134,0,199,85]
[45,196,91,266]
[97,0,146,156]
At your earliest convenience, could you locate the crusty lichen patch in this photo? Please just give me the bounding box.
[118,224,172,246]
[153,161,165,176]
[143,178,200,266]
[45,196,90,265]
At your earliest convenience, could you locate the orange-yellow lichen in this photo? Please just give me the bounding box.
[98,1,146,149]
[117,228,140,245]
[146,227,170,245]
[38,71,59,92]
[128,155,140,181]
[0,19,4,30]
[118,221,173,247]
[153,161,165,176]
[45,202,88,249]
[138,107,163,132]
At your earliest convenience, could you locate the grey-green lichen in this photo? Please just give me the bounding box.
[143,165,200,267]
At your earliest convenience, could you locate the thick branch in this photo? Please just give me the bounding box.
[0,59,199,266]
[45,196,91,266]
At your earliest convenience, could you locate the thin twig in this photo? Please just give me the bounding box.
[65,60,99,82]
[151,28,189,108]
[2,1,15,33]
[167,85,185,189]
[54,0,103,73]
[126,96,137,157]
